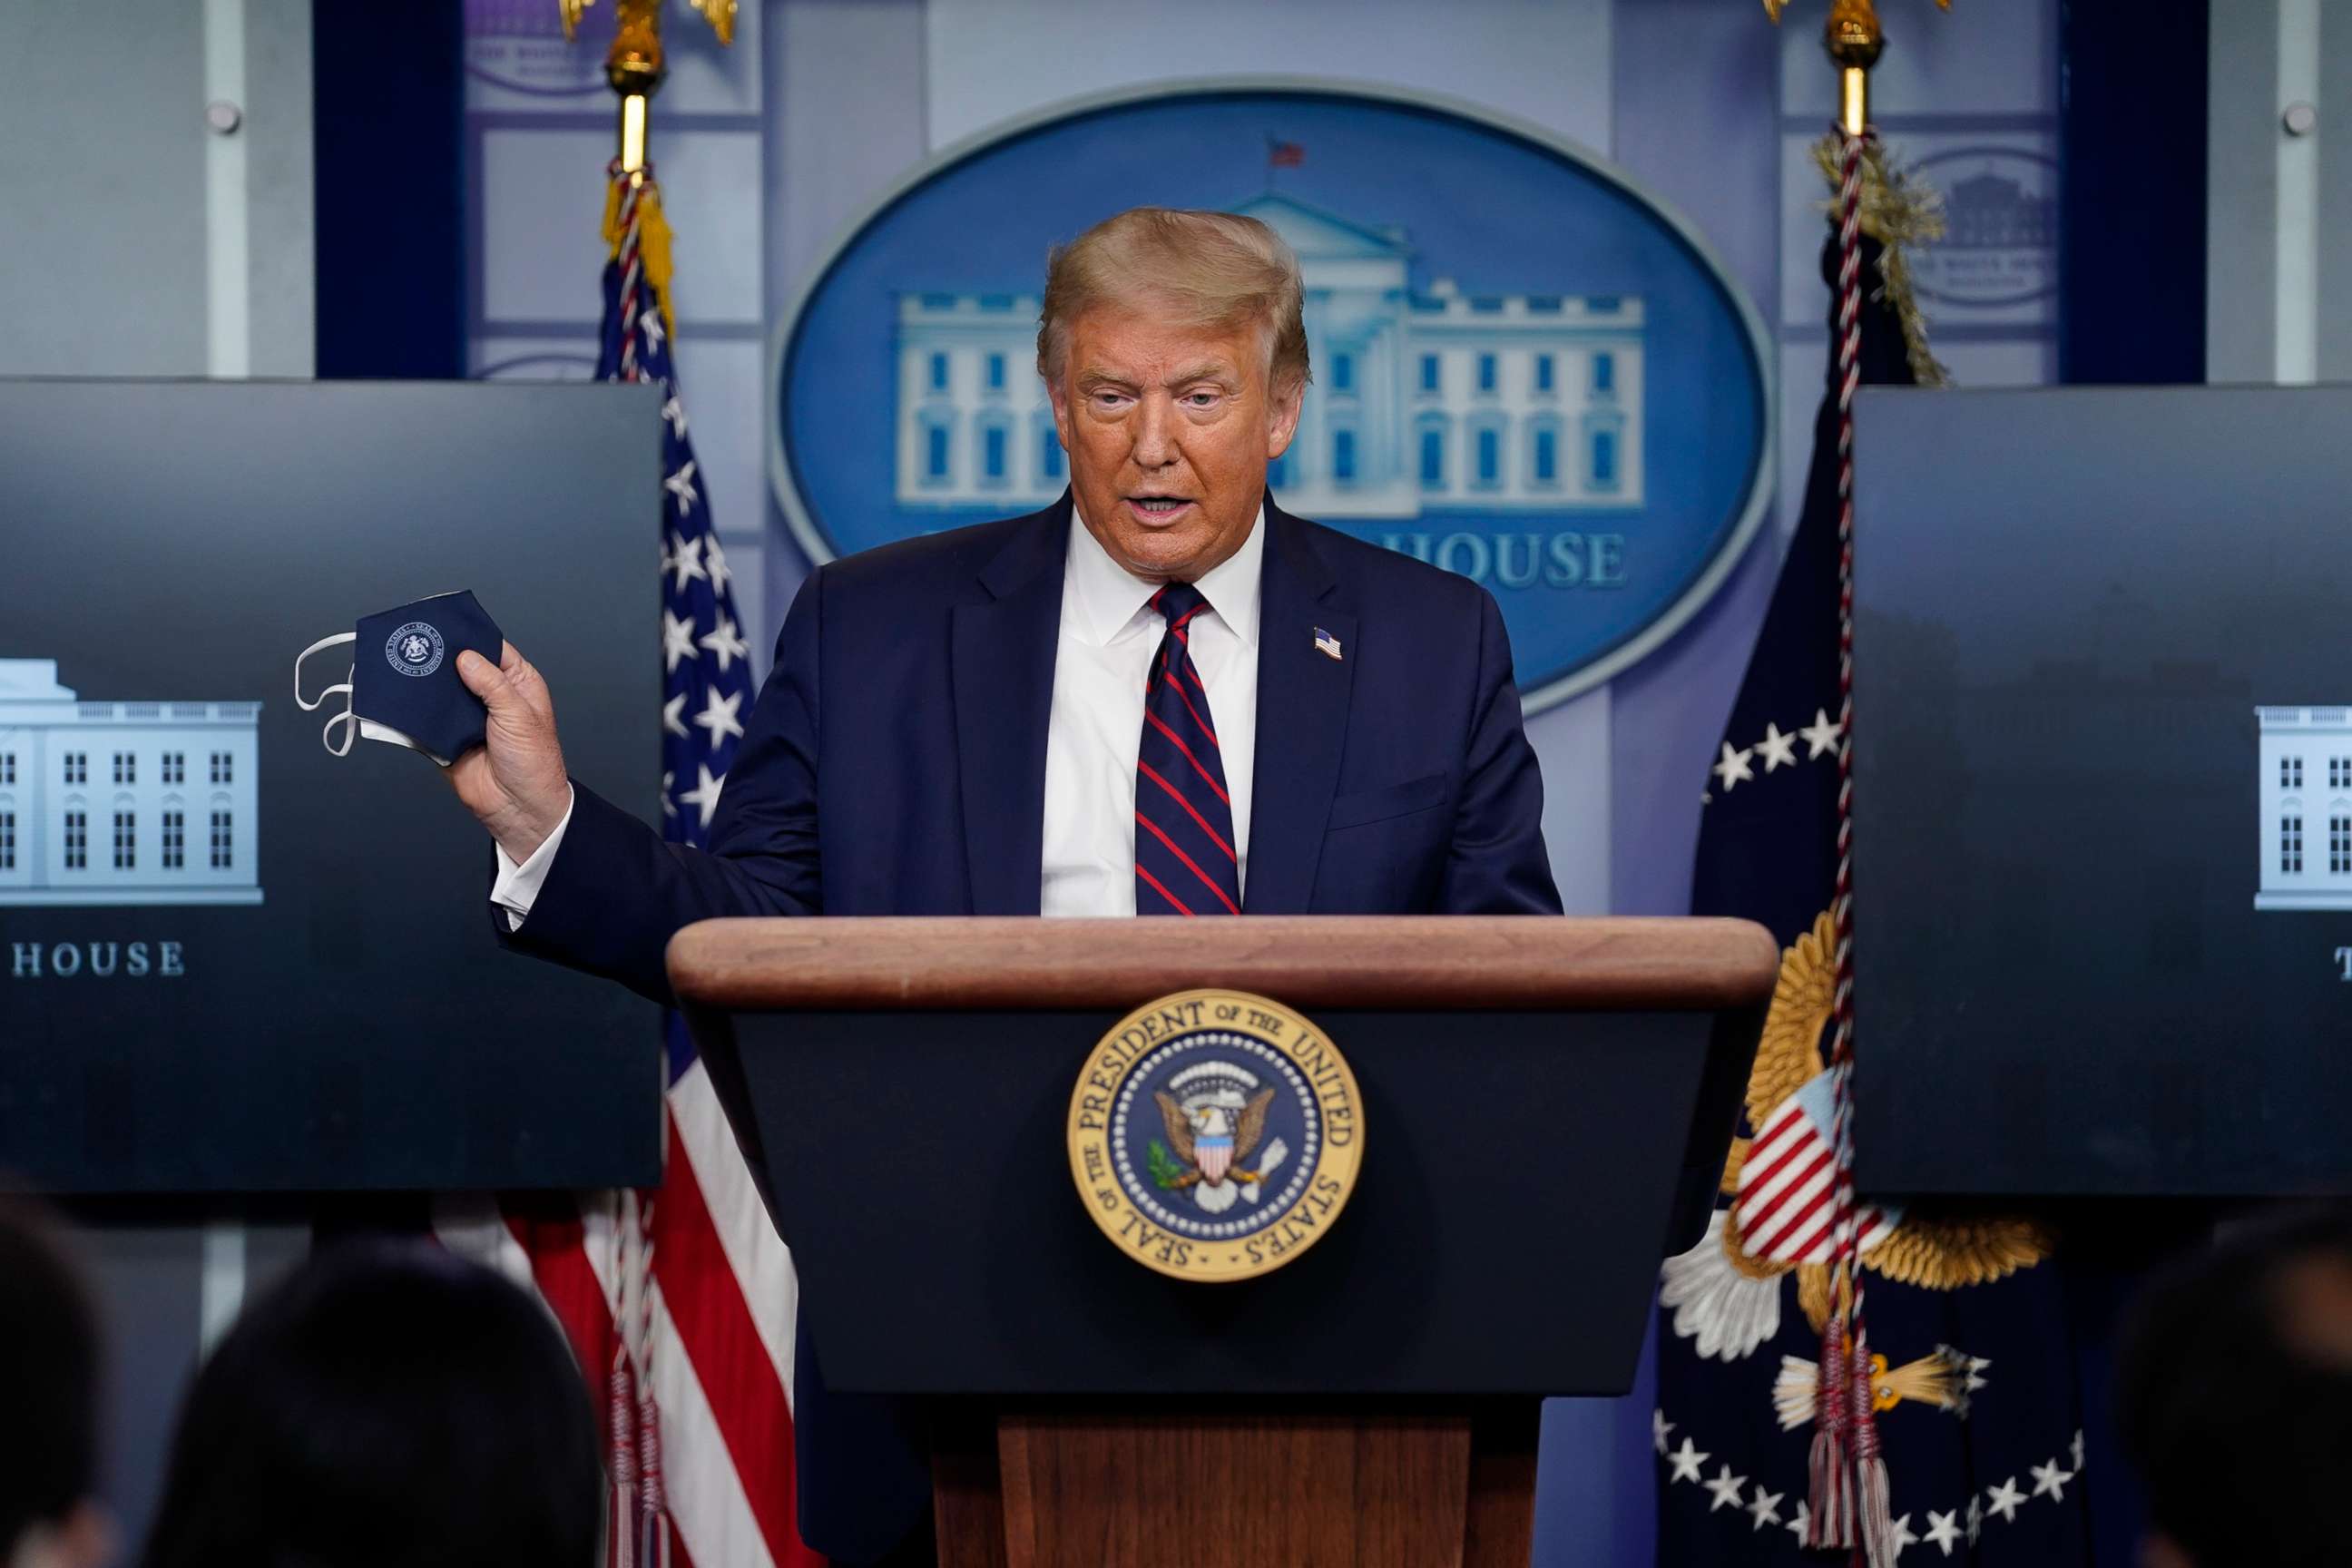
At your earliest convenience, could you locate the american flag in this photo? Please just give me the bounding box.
[444,161,816,1568]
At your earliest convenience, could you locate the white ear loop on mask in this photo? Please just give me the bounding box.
[294,632,358,758]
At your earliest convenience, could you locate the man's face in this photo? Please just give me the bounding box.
[1047,306,1304,583]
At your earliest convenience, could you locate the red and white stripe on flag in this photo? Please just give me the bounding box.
[1730,1065,1899,1265]
[438,1060,822,1568]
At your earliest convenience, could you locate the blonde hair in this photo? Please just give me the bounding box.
[1036,208,1311,394]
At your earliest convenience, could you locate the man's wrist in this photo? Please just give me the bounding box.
[489,784,577,932]
[493,785,573,864]
[494,819,553,866]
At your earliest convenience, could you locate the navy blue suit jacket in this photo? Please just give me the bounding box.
[499,495,1560,1558]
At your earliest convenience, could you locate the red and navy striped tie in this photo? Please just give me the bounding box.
[1134,583,1241,916]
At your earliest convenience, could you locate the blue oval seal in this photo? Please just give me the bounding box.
[770,79,1772,712]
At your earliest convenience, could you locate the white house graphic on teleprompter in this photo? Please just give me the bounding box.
[0,659,262,906]
[2255,705,2352,910]
[892,193,1646,519]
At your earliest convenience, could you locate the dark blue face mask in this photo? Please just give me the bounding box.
[293,591,505,766]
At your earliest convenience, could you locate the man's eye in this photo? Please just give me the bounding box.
[1183,392,1220,408]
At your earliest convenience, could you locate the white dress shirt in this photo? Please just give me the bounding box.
[492,506,1264,927]
[1041,506,1260,916]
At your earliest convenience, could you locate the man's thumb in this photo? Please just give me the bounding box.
[456,650,508,706]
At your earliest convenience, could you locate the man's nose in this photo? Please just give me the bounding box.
[1132,395,1178,468]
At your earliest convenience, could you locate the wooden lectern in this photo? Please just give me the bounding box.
[669,916,1775,1568]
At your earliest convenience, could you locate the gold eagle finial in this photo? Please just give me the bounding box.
[557,0,735,172]
[1762,0,1950,25]
[560,0,737,53]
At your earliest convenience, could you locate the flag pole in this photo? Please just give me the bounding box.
[566,6,676,1561]
[1759,0,1916,1559]
[1798,9,1957,1554]
[604,0,662,179]
[563,0,736,175]
[620,94,650,177]
[604,11,666,1562]
[1818,2,1883,1560]
[545,6,748,1564]
[1828,0,1879,138]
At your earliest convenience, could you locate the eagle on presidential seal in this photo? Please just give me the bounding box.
[1149,1061,1291,1216]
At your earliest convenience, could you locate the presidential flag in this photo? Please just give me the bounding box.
[1652,145,2093,1563]
[446,161,816,1568]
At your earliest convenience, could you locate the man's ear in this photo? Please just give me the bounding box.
[1266,374,1306,461]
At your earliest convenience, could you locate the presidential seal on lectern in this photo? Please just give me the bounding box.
[1067,989,1363,1282]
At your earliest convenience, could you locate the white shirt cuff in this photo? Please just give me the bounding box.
[489,786,576,932]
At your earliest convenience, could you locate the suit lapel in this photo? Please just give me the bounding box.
[952,501,1069,915]
[1243,503,1354,914]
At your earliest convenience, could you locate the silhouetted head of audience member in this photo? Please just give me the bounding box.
[0,1198,109,1568]
[142,1239,600,1568]
[2117,1205,2352,1568]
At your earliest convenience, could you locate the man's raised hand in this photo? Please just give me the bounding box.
[450,642,572,863]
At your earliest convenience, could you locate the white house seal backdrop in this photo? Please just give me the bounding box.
[769,81,1774,712]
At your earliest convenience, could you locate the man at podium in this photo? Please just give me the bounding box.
[446,206,1562,1562]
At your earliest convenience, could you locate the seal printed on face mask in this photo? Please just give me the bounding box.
[386,622,446,678]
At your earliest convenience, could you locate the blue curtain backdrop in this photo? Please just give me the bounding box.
[313,0,466,380]
[2059,0,2208,386]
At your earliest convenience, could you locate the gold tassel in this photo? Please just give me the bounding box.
[602,174,679,344]
[1809,136,1950,387]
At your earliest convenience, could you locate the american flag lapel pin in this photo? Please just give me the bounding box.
[1313,625,1343,661]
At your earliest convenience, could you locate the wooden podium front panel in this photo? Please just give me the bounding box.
[1004,1413,1466,1568]
[934,1405,1536,1568]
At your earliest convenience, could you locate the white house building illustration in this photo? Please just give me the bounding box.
[0,659,262,907]
[2255,706,2352,910]
[891,193,1646,518]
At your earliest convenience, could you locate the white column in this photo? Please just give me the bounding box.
[201,0,252,1348]
[2276,0,2322,383]
[203,0,250,378]
[2209,0,2347,383]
